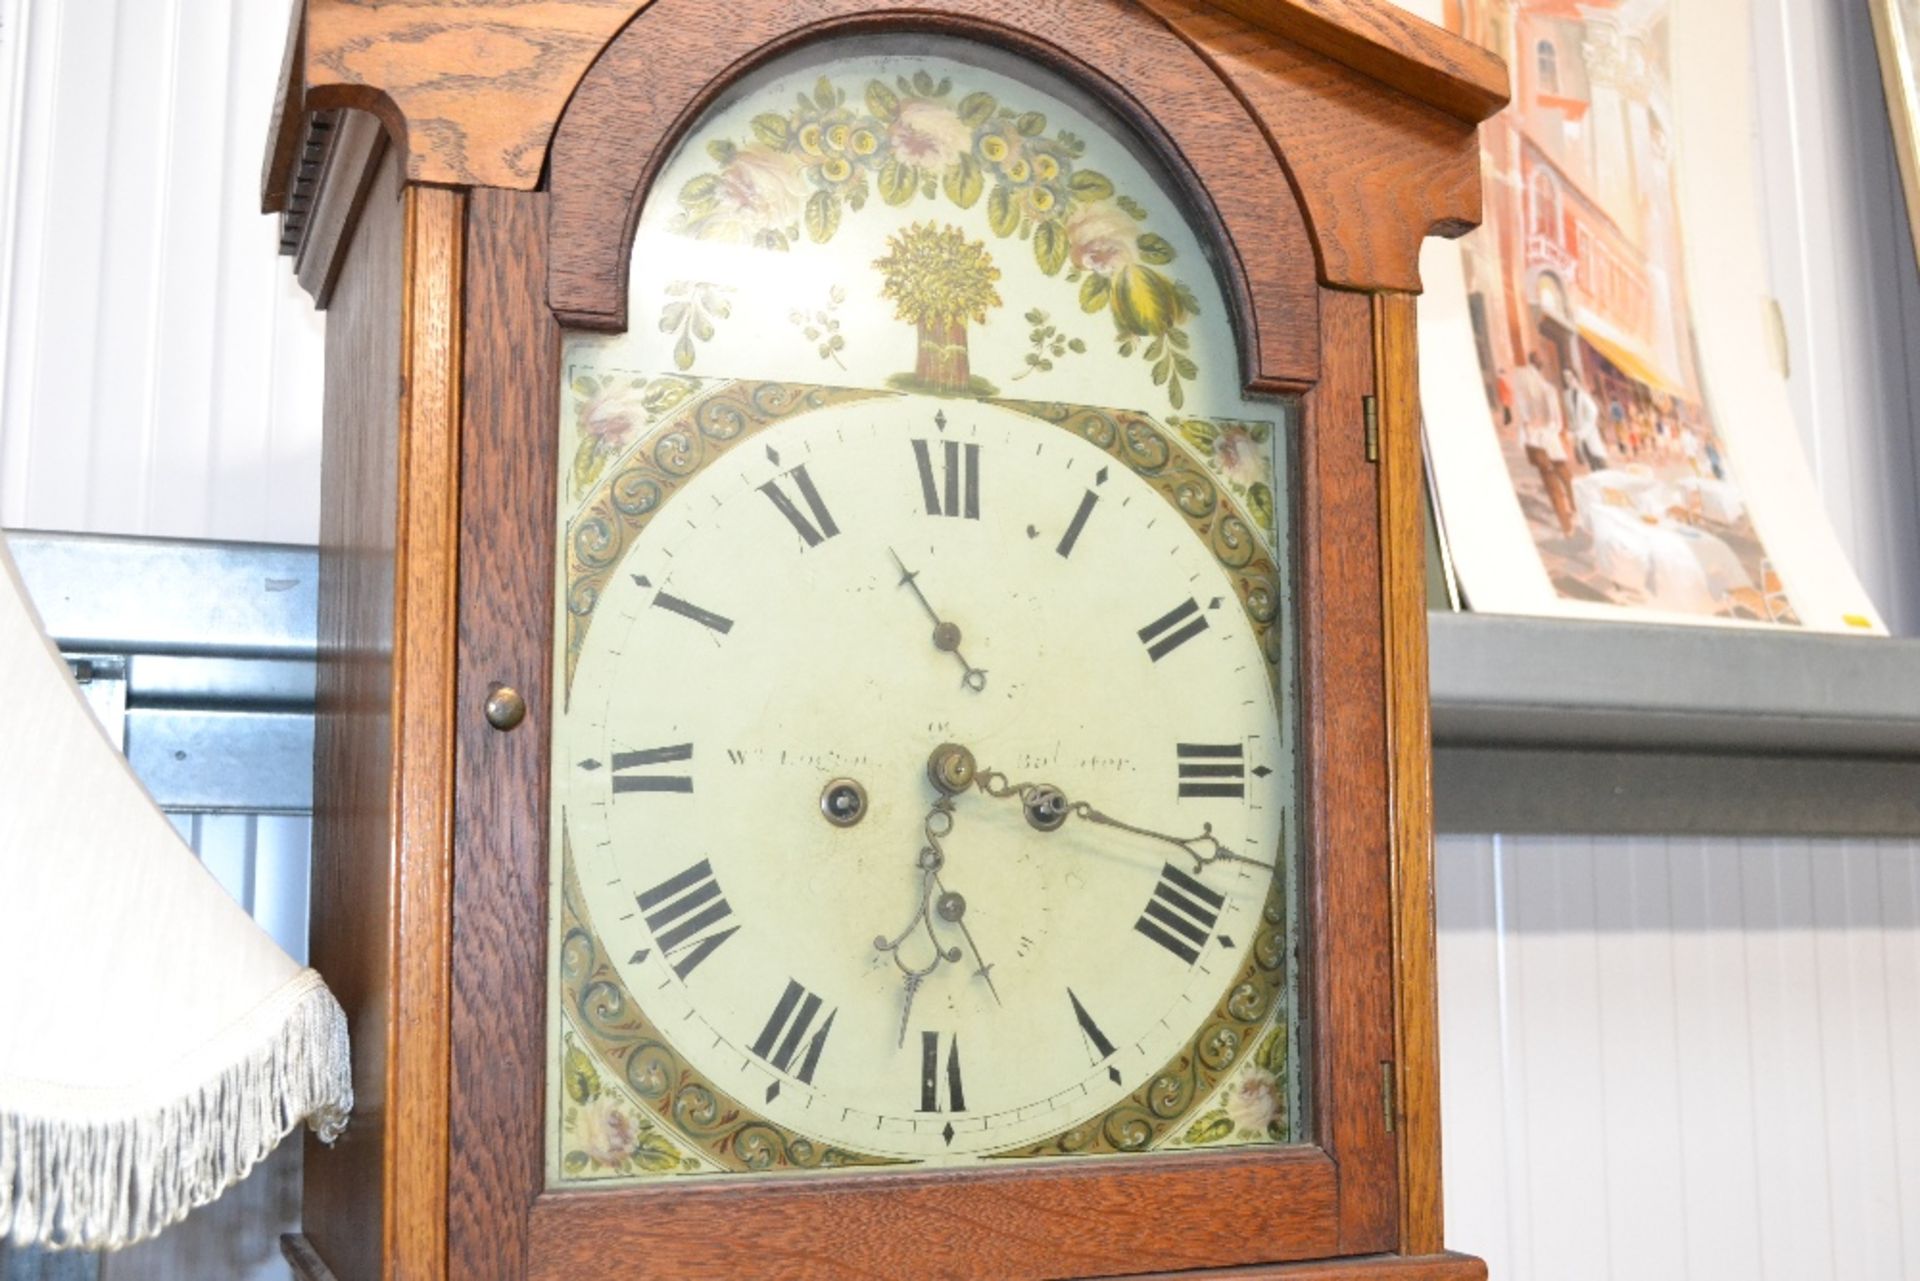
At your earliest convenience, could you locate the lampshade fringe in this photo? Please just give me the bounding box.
[0,967,351,1252]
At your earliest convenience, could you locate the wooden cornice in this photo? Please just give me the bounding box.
[261,0,1505,205]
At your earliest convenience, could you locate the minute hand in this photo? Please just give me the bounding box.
[1068,802,1274,874]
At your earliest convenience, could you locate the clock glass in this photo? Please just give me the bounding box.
[547,34,1302,1183]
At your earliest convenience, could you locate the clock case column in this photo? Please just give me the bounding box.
[264,2,1505,1277]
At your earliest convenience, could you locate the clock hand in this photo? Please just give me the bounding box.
[888,547,988,692]
[872,795,1001,1047]
[933,747,1274,875]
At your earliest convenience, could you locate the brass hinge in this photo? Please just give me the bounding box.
[1380,1060,1396,1133]
[1363,394,1379,464]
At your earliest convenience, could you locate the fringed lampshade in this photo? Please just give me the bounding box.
[0,537,351,1250]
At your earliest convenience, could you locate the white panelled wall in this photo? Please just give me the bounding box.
[0,0,323,544]
[2,2,1919,1280]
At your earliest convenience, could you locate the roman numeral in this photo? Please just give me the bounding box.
[653,590,733,634]
[758,463,840,548]
[917,1031,967,1114]
[1138,597,1209,661]
[1067,988,1117,1063]
[635,858,736,978]
[1177,743,1246,798]
[1056,489,1099,558]
[912,439,980,518]
[611,742,693,794]
[750,979,836,1085]
[1134,862,1225,964]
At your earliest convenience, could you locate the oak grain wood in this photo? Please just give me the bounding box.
[387,181,466,1281]
[265,0,1501,196]
[1299,287,1397,1253]
[304,146,406,1281]
[527,1152,1341,1279]
[1142,0,1484,293]
[1197,0,1506,124]
[545,0,1322,386]
[449,186,560,1281]
[1371,291,1443,1255]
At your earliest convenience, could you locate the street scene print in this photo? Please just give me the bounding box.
[1448,0,1799,624]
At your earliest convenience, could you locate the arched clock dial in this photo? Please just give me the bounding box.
[547,37,1302,1185]
[559,394,1288,1162]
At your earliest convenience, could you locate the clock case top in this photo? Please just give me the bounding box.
[265,2,1505,1278]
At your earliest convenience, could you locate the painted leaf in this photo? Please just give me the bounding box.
[1015,110,1046,137]
[1177,417,1219,452]
[572,435,606,495]
[958,92,997,127]
[1079,273,1111,313]
[1247,482,1275,533]
[878,159,916,206]
[704,139,736,166]
[630,1130,684,1173]
[912,70,936,96]
[1117,194,1149,221]
[751,113,790,148]
[1182,1112,1234,1145]
[866,80,900,121]
[679,173,720,206]
[944,154,984,208]
[1112,264,1178,337]
[987,185,1020,238]
[814,77,838,109]
[1033,220,1068,276]
[658,302,689,334]
[1137,233,1176,265]
[1068,169,1114,202]
[805,189,841,243]
[564,1043,601,1105]
[673,334,695,371]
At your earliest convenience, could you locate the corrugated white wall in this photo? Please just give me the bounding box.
[0,0,323,545]
[1,2,1916,1279]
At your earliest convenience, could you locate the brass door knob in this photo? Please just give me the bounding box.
[485,685,527,731]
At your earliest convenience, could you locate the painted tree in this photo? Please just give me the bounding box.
[874,222,1003,394]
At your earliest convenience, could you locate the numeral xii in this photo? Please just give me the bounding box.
[913,439,980,518]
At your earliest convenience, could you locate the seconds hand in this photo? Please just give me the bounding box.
[888,548,988,692]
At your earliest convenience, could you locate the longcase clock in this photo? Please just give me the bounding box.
[262,1,1506,1277]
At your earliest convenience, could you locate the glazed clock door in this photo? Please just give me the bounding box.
[452,7,1403,1276]
[549,34,1300,1184]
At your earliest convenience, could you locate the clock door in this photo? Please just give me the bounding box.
[453,6,1400,1277]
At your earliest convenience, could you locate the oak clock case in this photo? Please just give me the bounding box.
[549,39,1304,1183]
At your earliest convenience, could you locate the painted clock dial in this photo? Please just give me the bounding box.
[548,37,1302,1183]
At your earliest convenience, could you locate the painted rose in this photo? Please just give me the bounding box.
[1211,424,1263,488]
[688,145,806,241]
[575,1094,641,1167]
[888,100,974,169]
[1067,203,1140,275]
[1224,1067,1281,1138]
[576,388,643,451]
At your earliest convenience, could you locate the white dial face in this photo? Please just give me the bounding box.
[557,393,1290,1165]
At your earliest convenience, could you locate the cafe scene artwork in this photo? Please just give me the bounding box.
[1446,0,1795,623]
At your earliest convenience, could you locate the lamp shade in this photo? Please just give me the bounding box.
[0,537,350,1250]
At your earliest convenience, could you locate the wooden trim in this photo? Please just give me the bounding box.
[546,0,1322,387]
[386,183,465,1281]
[261,0,308,214]
[527,1152,1340,1278]
[1371,291,1442,1254]
[1298,288,1396,1253]
[281,1234,342,1281]
[268,0,1502,194]
[1199,0,1506,124]
[1128,1250,1486,1280]
[449,186,562,1281]
[294,110,389,309]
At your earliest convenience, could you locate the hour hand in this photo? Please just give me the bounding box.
[888,548,987,692]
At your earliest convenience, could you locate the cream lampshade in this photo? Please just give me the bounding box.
[0,537,351,1250]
